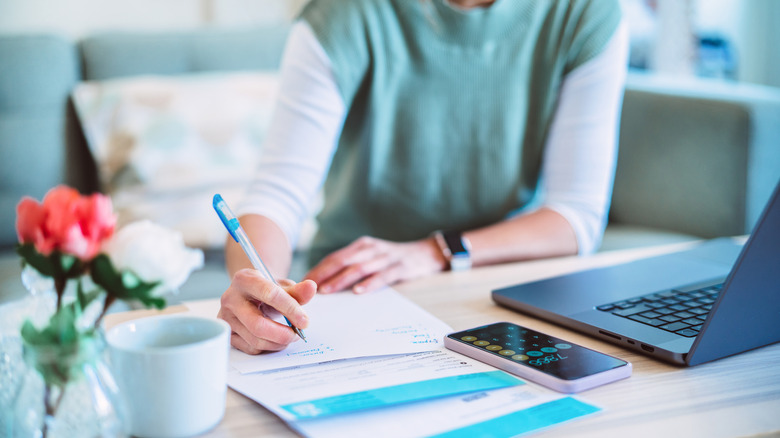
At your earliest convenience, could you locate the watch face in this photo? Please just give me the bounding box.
[450,256,472,271]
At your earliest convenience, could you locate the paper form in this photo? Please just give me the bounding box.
[227,349,525,422]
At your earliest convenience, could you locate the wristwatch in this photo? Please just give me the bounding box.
[433,230,472,271]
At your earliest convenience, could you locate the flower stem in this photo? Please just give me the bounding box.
[94,295,117,329]
[54,276,66,311]
[43,383,65,438]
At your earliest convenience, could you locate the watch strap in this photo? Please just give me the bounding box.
[433,230,472,271]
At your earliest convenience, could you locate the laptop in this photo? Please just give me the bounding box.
[492,179,780,366]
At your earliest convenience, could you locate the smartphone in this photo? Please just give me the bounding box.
[444,322,631,393]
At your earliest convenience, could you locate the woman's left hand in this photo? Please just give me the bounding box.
[304,236,447,294]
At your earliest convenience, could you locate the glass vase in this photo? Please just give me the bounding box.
[12,334,128,438]
[0,278,57,437]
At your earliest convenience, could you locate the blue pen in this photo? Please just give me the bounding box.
[213,194,307,342]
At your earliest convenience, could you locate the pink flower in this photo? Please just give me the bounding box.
[16,186,117,261]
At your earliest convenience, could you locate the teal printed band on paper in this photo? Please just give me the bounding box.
[281,371,523,419]
[431,397,601,438]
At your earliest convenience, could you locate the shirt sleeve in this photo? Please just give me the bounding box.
[539,20,629,255]
[236,20,346,250]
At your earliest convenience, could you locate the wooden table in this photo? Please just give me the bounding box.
[105,242,780,438]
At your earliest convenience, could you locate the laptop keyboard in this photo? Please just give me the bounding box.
[596,283,723,338]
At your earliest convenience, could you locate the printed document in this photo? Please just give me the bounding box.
[183,290,602,437]
[227,349,524,421]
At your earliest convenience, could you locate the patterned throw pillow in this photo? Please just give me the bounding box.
[72,72,279,249]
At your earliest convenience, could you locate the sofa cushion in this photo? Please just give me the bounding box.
[80,25,290,81]
[0,35,80,247]
[612,73,780,238]
[614,87,749,237]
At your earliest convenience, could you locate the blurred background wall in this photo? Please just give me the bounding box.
[0,0,777,88]
[0,0,306,37]
[622,0,779,87]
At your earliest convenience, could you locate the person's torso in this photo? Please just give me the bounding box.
[302,0,620,263]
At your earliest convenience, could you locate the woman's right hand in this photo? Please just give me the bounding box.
[218,269,317,354]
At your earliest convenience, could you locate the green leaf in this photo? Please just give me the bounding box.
[21,304,83,347]
[51,303,80,345]
[58,253,84,278]
[20,319,54,346]
[16,243,57,277]
[127,283,167,309]
[90,254,165,309]
[15,244,86,281]
[21,326,98,387]
[123,279,167,309]
[76,280,102,312]
[121,271,140,289]
[90,254,127,297]
[20,297,99,387]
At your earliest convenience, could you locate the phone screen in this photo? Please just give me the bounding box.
[447,322,627,380]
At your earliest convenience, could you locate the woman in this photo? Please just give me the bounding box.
[219,0,629,354]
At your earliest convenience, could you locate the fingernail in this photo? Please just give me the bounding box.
[319,285,330,294]
[353,285,365,294]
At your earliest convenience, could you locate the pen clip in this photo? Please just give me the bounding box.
[213,194,240,242]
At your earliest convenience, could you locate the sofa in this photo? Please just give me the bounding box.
[1,25,779,306]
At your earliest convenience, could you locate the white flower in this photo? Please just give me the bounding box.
[102,220,204,296]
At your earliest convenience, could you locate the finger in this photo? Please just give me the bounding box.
[219,307,286,354]
[305,237,380,285]
[285,279,318,305]
[313,252,389,294]
[234,270,309,329]
[230,332,261,355]
[229,331,288,355]
[224,299,300,346]
[353,262,404,294]
[277,278,296,287]
[245,307,302,344]
[261,285,310,329]
[273,279,316,306]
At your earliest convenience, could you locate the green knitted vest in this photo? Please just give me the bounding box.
[301,0,621,264]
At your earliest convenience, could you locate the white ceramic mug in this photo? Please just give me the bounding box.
[106,314,230,438]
